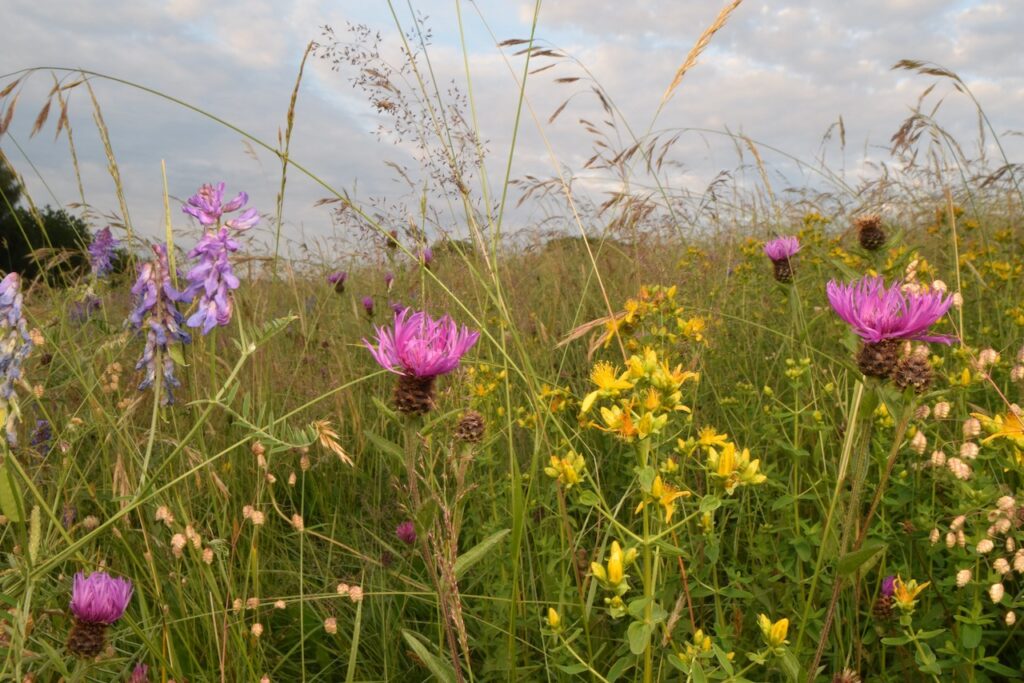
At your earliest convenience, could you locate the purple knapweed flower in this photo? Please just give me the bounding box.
[1,272,33,445]
[67,571,133,658]
[327,270,347,294]
[396,520,417,545]
[881,575,897,598]
[182,182,259,230]
[129,245,191,404]
[70,571,133,624]
[826,276,954,345]
[390,301,404,315]
[362,296,374,317]
[384,271,394,291]
[130,663,150,683]
[364,308,479,414]
[182,228,240,334]
[764,236,800,283]
[88,227,120,278]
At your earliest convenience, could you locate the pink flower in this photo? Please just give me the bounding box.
[763,236,800,261]
[70,571,133,624]
[826,276,954,344]
[364,308,479,378]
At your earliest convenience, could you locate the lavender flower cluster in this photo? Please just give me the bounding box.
[1,272,34,445]
[88,226,120,278]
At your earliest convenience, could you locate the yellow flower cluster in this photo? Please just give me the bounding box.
[706,442,767,494]
[581,348,698,442]
[635,474,691,524]
[590,540,638,617]
[544,451,586,489]
[757,614,789,649]
[601,285,710,352]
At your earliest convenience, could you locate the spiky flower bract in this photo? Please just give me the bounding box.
[182,181,258,229]
[0,272,33,445]
[128,244,191,404]
[826,276,954,344]
[87,226,120,277]
[396,520,417,545]
[365,308,479,414]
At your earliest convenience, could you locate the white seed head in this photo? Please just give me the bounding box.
[994,557,1011,575]
[1007,611,1017,626]
[929,528,940,544]
[911,431,927,454]
[930,450,946,467]
[960,442,980,460]
[977,539,995,554]
[324,617,338,634]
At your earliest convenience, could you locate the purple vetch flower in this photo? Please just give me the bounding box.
[128,245,191,404]
[764,236,800,283]
[67,571,133,658]
[384,271,394,291]
[396,520,417,545]
[182,228,241,334]
[827,276,954,378]
[130,663,150,683]
[182,182,259,230]
[364,308,479,414]
[327,270,348,294]
[70,571,133,624]
[362,296,374,317]
[1,272,33,445]
[88,227,120,277]
[30,418,52,454]
[826,276,954,345]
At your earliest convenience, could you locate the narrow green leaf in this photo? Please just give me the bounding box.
[401,630,457,683]
[455,528,510,579]
[837,540,887,577]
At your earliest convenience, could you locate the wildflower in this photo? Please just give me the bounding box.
[990,582,1005,604]
[70,294,102,324]
[763,235,800,283]
[960,442,979,460]
[696,426,730,450]
[826,276,953,378]
[251,623,263,638]
[546,607,561,631]
[30,419,52,454]
[128,244,190,405]
[327,270,348,294]
[590,541,636,594]
[580,362,633,414]
[963,418,982,439]
[855,213,886,250]
[421,247,433,268]
[364,308,479,415]
[88,227,120,277]
[181,228,242,334]
[274,600,286,609]
[1010,365,1024,382]
[396,520,417,545]
[67,571,133,657]
[454,409,486,443]
[635,475,690,524]
[707,442,767,494]
[955,569,972,587]
[181,182,258,229]
[130,663,149,683]
[914,404,931,420]
[324,617,337,634]
[544,451,586,489]
[994,558,1011,575]
[873,575,896,620]
[1007,611,1017,626]
[757,613,790,649]
[362,296,374,317]
[1,272,33,445]
[910,431,927,455]
[892,576,929,614]
[930,450,946,467]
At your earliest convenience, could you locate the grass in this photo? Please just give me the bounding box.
[1,5,1024,682]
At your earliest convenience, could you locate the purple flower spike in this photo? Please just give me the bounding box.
[70,571,133,624]
[182,182,258,229]
[364,308,479,379]
[362,296,374,317]
[396,520,417,545]
[763,236,800,261]
[1,272,33,444]
[182,228,241,334]
[881,575,897,598]
[826,276,954,344]
[88,227,120,277]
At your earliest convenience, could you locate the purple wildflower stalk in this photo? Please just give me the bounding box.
[1,272,33,445]
[362,296,374,317]
[328,270,348,294]
[87,227,120,278]
[182,228,241,334]
[182,182,259,230]
[129,245,191,404]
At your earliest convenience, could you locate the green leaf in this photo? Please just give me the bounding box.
[627,596,652,619]
[979,658,1024,678]
[779,648,801,682]
[363,430,404,467]
[576,490,600,507]
[556,664,588,674]
[0,459,23,523]
[881,635,912,646]
[837,539,887,577]
[627,620,653,655]
[455,529,510,579]
[960,623,982,649]
[699,495,722,514]
[28,505,40,565]
[691,660,707,683]
[713,643,734,675]
[401,630,457,683]
[607,655,633,682]
[167,342,187,367]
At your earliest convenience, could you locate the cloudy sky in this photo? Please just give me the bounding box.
[2,0,1021,257]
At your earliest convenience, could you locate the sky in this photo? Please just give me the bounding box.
[2,0,1022,258]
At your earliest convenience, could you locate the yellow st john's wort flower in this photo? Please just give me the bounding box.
[545,607,561,631]
[757,614,790,648]
[635,475,691,524]
[893,576,930,613]
[590,540,637,591]
[973,411,1024,448]
[707,442,767,494]
[580,361,633,414]
[696,426,730,450]
[544,451,586,489]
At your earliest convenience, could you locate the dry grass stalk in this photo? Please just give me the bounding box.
[659,0,744,107]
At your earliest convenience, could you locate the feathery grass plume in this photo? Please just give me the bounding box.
[763,235,800,283]
[67,571,133,658]
[0,272,33,445]
[180,183,257,334]
[364,307,479,414]
[87,226,120,278]
[826,276,953,378]
[327,270,347,294]
[128,244,191,404]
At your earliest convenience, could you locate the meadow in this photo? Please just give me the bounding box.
[1,10,1024,683]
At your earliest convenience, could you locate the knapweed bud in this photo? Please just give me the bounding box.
[67,572,133,658]
[327,271,348,294]
[362,296,374,318]
[763,236,800,283]
[454,409,486,443]
[855,213,886,250]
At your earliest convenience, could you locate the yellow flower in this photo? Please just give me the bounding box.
[757,614,790,648]
[598,404,639,441]
[635,475,691,524]
[591,362,634,392]
[590,540,637,592]
[546,607,561,630]
[544,452,586,489]
[893,576,930,613]
[708,443,767,494]
[697,426,730,449]
[974,411,1024,448]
